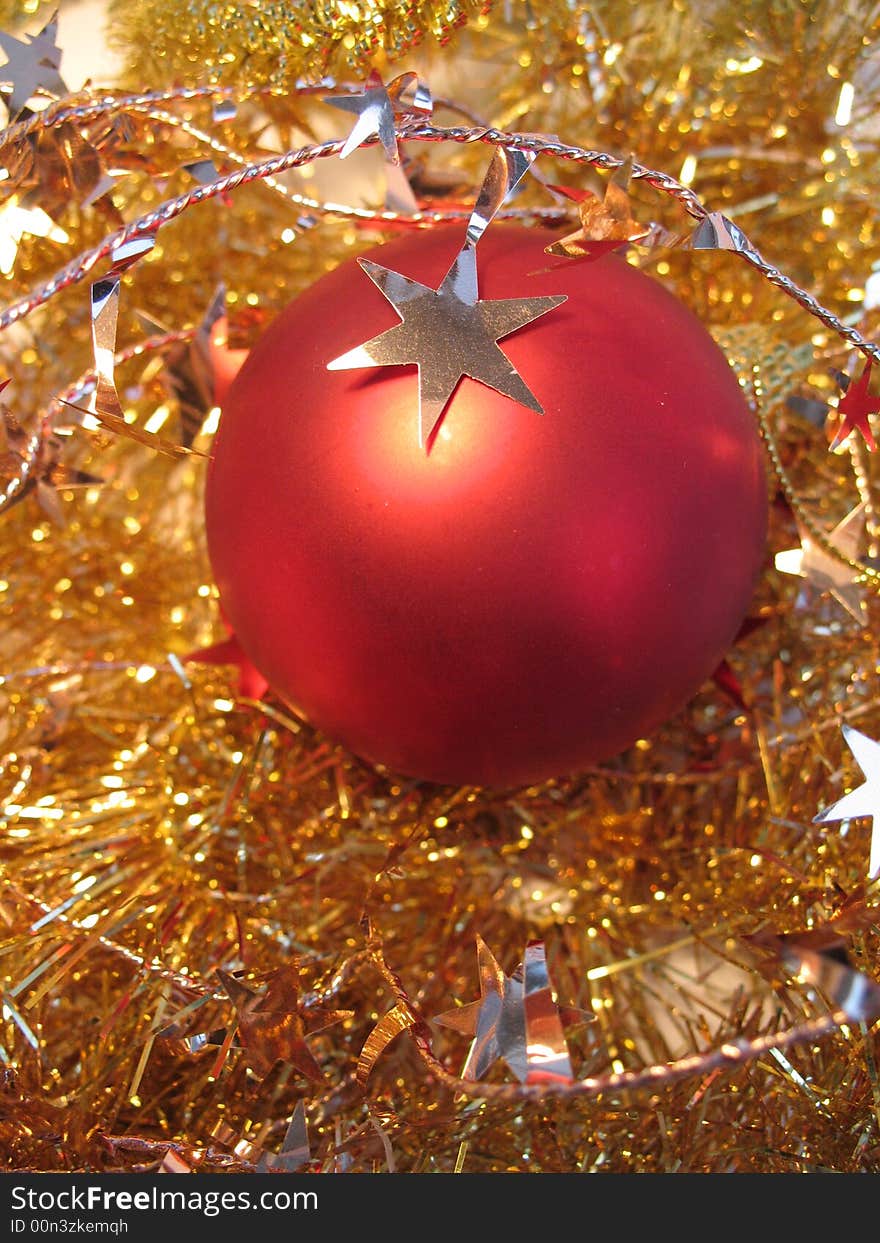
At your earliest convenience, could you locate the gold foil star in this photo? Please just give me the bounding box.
[183,967,351,1082]
[774,502,868,624]
[545,156,652,259]
[328,148,566,448]
[814,724,880,881]
[0,14,67,115]
[328,253,565,447]
[325,70,432,165]
[215,967,352,1081]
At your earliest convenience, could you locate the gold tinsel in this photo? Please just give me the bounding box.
[2,0,880,1174]
[106,0,489,86]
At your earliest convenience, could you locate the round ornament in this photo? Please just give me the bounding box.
[205,223,767,787]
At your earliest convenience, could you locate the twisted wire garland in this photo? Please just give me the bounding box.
[2,109,878,589]
[0,80,482,149]
[125,107,568,228]
[367,945,852,1103]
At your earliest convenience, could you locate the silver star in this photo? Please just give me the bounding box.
[774,502,868,624]
[814,724,880,881]
[325,70,431,165]
[435,938,586,1083]
[688,211,760,259]
[435,936,529,1081]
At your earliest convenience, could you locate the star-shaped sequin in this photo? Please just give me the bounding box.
[328,248,566,447]
[774,502,868,624]
[544,157,652,261]
[814,724,880,881]
[325,70,431,165]
[435,938,589,1084]
[190,968,352,1082]
[830,358,879,452]
[0,15,67,115]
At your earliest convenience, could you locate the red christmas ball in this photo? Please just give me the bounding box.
[205,224,767,787]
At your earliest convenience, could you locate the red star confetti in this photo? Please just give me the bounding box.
[184,625,268,701]
[830,358,879,452]
[711,616,768,711]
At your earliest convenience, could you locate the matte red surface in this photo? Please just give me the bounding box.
[205,224,768,787]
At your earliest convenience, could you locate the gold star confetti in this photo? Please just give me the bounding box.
[544,156,652,259]
[324,69,432,165]
[814,724,880,881]
[328,147,566,447]
[28,122,108,218]
[196,967,352,1082]
[774,502,868,624]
